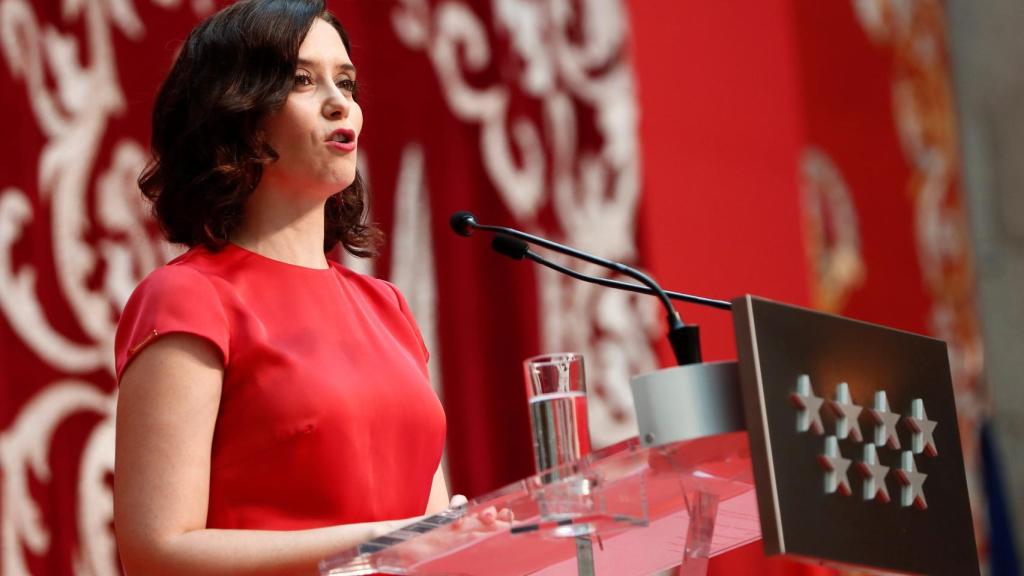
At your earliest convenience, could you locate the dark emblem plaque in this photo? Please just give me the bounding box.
[732,296,978,575]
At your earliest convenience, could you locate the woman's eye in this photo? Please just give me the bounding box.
[294,74,313,87]
[337,78,358,96]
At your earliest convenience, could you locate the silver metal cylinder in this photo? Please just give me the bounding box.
[630,361,746,447]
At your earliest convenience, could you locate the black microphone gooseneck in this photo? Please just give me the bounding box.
[450,211,702,365]
[490,234,732,311]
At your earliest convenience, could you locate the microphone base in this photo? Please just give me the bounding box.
[668,324,703,365]
[630,361,745,448]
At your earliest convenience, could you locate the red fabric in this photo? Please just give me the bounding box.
[709,541,833,576]
[632,0,982,572]
[629,0,812,363]
[114,244,445,529]
[629,1,834,573]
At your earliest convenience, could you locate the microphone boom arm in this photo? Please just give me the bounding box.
[523,251,731,310]
[474,222,681,319]
[452,211,704,364]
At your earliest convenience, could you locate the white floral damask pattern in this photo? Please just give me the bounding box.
[390,0,658,446]
[853,0,984,425]
[854,0,988,559]
[0,0,204,573]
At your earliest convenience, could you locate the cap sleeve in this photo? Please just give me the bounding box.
[386,282,430,364]
[114,265,230,382]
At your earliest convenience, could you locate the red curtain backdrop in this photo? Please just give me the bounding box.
[632,0,988,572]
[0,1,985,575]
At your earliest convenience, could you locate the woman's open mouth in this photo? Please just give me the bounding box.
[326,128,356,152]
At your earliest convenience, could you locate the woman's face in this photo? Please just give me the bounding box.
[258,18,362,199]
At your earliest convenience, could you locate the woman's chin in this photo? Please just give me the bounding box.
[325,170,357,193]
[304,176,356,199]
[329,177,357,195]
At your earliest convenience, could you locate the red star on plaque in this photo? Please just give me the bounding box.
[856,443,891,503]
[817,435,852,496]
[827,382,863,442]
[904,398,937,457]
[867,390,901,449]
[895,451,928,510]
[790,374,825,434]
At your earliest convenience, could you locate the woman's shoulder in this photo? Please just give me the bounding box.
[133,248,224,296]
[115,246,233,381]
[125,246,239,319]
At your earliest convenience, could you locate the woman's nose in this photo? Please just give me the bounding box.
[323,87,350,120]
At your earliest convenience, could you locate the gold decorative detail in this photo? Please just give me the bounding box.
[127,329,160,357]
[800,147,866,313]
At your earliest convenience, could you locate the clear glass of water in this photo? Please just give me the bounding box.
[523,353,592,474]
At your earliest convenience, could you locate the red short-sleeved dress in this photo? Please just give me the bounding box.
[114,243,446,529]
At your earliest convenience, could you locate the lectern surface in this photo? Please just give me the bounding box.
[320,432,762,575]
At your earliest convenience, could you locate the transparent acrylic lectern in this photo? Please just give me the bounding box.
[320,431,761,576]
[321,295,981,575]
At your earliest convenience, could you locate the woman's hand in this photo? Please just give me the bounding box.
[449,495,514,532]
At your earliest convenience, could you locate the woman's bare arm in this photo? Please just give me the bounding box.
[425,460,452,515]
[114,334,415,576]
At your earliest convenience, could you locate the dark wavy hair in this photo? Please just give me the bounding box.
[139,0,381,257]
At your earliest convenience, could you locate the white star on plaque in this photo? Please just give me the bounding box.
[817,435,852,496]
[904,398,938,457]
[827,383,864,442]
[856,444,891,503]
[867,391,901,449]
[790,374,825,434]
[895,450,928,509]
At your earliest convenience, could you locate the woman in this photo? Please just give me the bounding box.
[114,1,497,573]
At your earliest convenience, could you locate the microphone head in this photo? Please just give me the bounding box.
[491,233,529,260]
[449,211,477,237]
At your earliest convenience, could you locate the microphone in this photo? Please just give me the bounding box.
[490,233,528,259]
[490,234,732,311]
[450,211,476,237]
[450,211,702,365]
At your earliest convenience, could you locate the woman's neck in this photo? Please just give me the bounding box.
[231,185,330,270]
